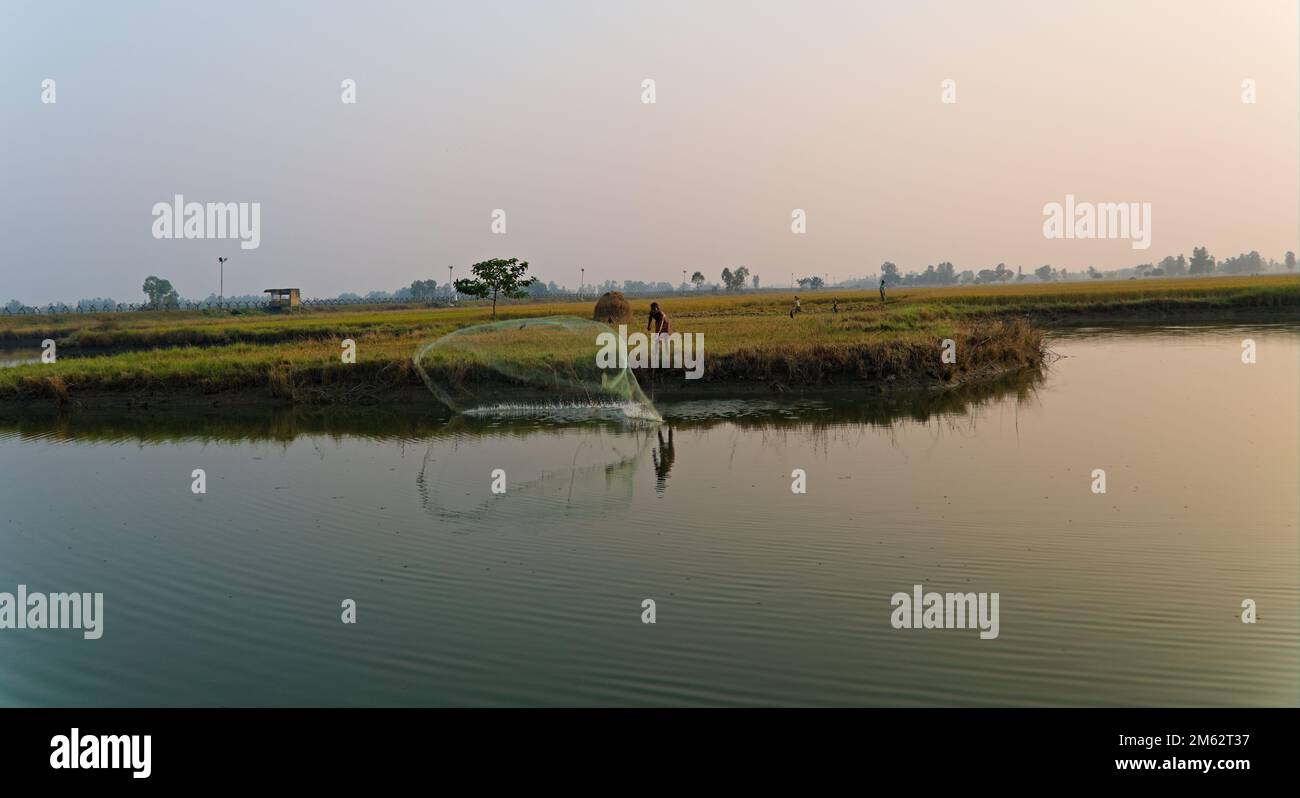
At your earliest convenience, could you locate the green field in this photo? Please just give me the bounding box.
[1,274,1294,407]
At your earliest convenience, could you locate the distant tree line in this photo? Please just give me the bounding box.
[8,247,1295,310]
[858,246,1296,288]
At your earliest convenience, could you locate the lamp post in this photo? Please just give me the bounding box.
[580,267,585,299]
[217,257,228,306]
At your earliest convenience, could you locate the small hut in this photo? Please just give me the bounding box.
[593,291,632,325]
[264,288,301,311]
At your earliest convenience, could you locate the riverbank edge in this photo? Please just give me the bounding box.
[0,355,1040,413]
[4,304,1294,412]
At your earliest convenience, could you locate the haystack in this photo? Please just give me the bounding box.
[593,291,632,324]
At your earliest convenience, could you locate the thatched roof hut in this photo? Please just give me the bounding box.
[593,291,632,324]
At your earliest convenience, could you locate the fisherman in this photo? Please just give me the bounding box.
[647,301,670,340]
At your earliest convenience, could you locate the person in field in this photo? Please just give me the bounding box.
[879,276,887,304]
[647,301,670,339]
[790,296,802,319]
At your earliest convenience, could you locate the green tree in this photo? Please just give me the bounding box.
[1035,265,1054,281]
[1219,251,1263,274]
[1188,246,1215,275]
[142,275,178,308]
[409,279,440,299]
[1286,251,1296,271]
[453,258,536,320]
[1158,255,1186,276]
[880,261,900,285]
[690,271,705,289]
[722,266,750,291]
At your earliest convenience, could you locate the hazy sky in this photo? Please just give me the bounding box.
[2,0,1296,302]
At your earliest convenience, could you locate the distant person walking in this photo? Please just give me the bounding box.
[790,295,803,319]
[879,276,887,304]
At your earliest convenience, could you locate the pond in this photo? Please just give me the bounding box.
[0,324,1295,706]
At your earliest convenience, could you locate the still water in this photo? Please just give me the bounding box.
[1,325,1296,706]
[0,347,40,368]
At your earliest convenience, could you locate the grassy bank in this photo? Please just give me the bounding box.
[0,315,1043,406]
[3,275,1294,350]
[0,274,1293,407]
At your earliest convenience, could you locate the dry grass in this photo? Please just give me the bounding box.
[1,274,1292,403]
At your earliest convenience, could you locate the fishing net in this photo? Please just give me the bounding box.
[412,316,661,422]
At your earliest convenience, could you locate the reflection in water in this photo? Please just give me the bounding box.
[0,347,42,368]
[0,364,1044,446]
[0,368,1043,519]
[1046,322,1300,340]
[652,428,676,493]
[415,425,653,525]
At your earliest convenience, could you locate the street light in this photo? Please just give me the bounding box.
[580,267,585,299]
[217,257,228,306]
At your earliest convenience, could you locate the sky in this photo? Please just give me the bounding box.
[1,0,1296,303]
